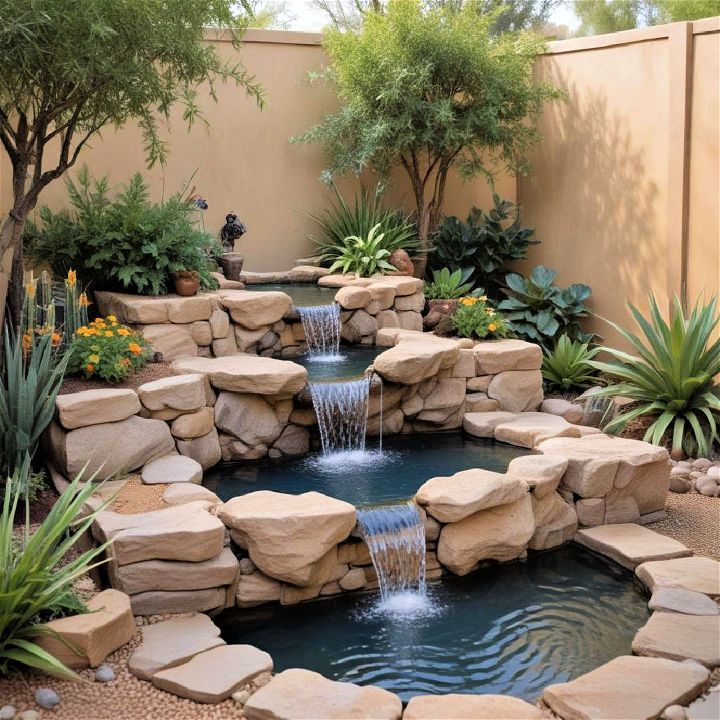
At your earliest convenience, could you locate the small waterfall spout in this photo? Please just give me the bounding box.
[356,502,426,602]
[298,304,341,357]
[310,376,371,454]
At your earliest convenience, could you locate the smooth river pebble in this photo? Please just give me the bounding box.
[95,664,115,682]
[34,688,60,710]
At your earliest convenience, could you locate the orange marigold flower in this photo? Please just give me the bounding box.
[117,328,131,336]
[52,331,62,346]
[86,363,95,373]
[488,323,497,332]
[128,342,142,355]
[121,358,131,366]
[104,331,113,337]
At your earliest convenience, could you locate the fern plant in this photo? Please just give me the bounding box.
[589,295,720,458]
[542,335,599,392]
[328,224,398,277]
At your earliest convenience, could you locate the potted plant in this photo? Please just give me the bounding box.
[173,269,200,296]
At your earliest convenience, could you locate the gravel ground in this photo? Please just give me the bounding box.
[59,362,177,395]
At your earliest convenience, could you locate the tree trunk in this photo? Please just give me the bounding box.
[0,212,29,333]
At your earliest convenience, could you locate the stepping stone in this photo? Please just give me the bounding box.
[632,613,720,667]
[162,483,220,507]
[463,411,517,438]
[128,613,225,681]
[636,557,720,598]
[575,524,693,570]
[649,587,720,616]
[404,693,545,719]
[141,454,203,485]
[543,656,709,720]
[152,644,272,703]
[493,412,583,448]
[243,668,402,720]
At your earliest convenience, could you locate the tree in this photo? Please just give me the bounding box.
[574,0,720,36]
[240,0,297,29]
[296,0,560,250]
[0,0,264,325]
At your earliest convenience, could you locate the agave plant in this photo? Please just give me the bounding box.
[542,335,599,392]
[589,295,720,458]
[0,460,112,678]
[328,224,398,277]
[424,268,477,300]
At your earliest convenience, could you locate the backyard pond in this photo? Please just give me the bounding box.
[203,433,531,505]
[248,282,337,306]
[217,545,649,702]
[282,346,383,381]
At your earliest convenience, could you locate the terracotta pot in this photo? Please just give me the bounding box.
[411,253,428,279]
[174,277,199,297]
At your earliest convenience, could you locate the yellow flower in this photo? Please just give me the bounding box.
[488,323,497,333]
[104,330,114,337]
[67,269,77,286]
[107,315,117,322]
[117,328,131,337]
[89,354,100,363]
[479,295,488,301]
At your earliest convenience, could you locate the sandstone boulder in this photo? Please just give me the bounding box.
[137,374,207,412]
[176,428,222,470]
[130,587,226,616]
[649,587,720,615]
[218,290,291,329]
[236,572,283,608]
[173,355,307,397]
[372,275,423,296]
[215,393,283,447]
[95,291,170,324]
[243,668,402,720]
[140,324,197,360]
[141,454,203,485]
[487,370,543,412]
[416,469,527,523]
[507,454,568,498]
[218,491,356,586]
[462,411,517,438]
[152,644,273,704]
[170,407,215,439]
[437,495,535,575]
[632,613,720,667]
[474,339,542,375]
[493,412,587,448]
[528,493,578,551]
[373,336,459,385]
[335,286,370,309]
[636,557,720,598]
[163,483,220,507]
[403,694,544,719]
[36,590,135,669]
[56,389,141,430]
[93,501,225,566]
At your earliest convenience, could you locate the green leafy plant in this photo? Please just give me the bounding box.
[0,460,111,678]
[425,268,476,300]
[327,223,398,276]
[499,265,593,347]
[542,335,599,392]
[313,184,417,266]
[26,169,222,296]
[451,296,510,340]
[589,295,720,458]
[0,329,70,481]
[70,316,151,383]
[429,195,538,296]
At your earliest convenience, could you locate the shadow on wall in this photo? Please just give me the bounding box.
[519,64,663,349]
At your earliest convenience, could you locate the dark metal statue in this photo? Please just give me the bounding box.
[220,213,246,253]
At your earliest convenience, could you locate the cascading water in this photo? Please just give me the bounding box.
[310,375,371,455]
[297,303,341,358]
[356,502,426,606]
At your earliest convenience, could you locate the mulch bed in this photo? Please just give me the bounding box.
[59,361,178,395]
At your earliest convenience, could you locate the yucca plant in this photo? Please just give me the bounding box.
[589,295,720,458]
[542,335,600,392]
[328,223,398,277]
[313,184,417,266]
[0,460,112,678]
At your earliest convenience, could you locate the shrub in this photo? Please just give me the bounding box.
[451,296,510,340]
[589,294,720,459]
[429,195,538,296]
[69,317,151,383]
[313,184,417,267]
[425,268,477,300]
[0,329,69,481]
[26,169,221,296]
[498,265,593,347]
[327,223,398,276]
[0,460,111,678]
[542,335,599,392]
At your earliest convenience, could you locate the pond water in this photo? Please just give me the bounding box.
[248,282,337,307]
[217,545,649,702]
[203,433,531,506]
[285,346,384,382]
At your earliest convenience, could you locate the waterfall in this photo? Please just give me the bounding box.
[297,304,341,357]
[310,376,371,454]
[356,502,426,601]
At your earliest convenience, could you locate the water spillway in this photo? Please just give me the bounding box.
[297,303,341,358]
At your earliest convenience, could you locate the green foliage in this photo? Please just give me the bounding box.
[499,265,593,347]
[425,268,476,300]
[328,223,397,276]
[295,0,560,247]
[429,195,537,296]
[542,335,599,392]
[313,184,417,266]
[589,295,720,458]
[0,460,111,679]
[451,296,509,339]
[70,317,151,383]
[26,169,222,296]
[0,329,69,481]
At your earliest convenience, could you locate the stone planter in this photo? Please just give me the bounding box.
[219,253,245,281]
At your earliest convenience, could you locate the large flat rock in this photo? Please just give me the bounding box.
[648,587,720,615]
[473,339,542,374]
[152,644,273,704]
[507,454,568,498]
[128,613,225,681]
[36,590,135,669]
[243,668,402,720]
[93,501,225,566]
[130,587,226,616]
[217,290,291,329]
[575,524,692,570]
[636,557,720,598]
[141,454,203,485]
[95,291,213,324]
[463,411,517,438]
[373,335,459,385]
[493,412,590,448]
[543,655,709,720]
[415,469,527,523]
[437,495,535,575]
[173,355,307,397]
[403,694,544,719]
[632,612,720,667]
[137,373,207,412]
[218,491,356,586]
[56,389,141,429]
